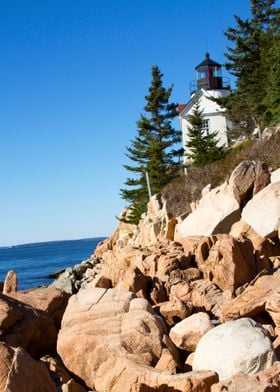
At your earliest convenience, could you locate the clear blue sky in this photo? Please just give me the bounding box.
[0,0,252,246]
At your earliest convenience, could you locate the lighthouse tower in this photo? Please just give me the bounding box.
[178,53,232,164]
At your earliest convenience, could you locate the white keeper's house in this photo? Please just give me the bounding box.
[178,53,232,164]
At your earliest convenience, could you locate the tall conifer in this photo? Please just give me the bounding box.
[263,31,280,124]
[221,0,280,137]
[120,66,183,224]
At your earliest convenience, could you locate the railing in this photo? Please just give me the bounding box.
[221,77,231,90]
[189,77,231,95]
[189,80,198,96]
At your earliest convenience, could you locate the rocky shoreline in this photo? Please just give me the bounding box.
[1,157,280,391]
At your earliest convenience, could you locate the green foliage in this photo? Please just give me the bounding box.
[120,66,183,224]
[262,31,280,124]
[220,0,280,137]
[186,101,225,167]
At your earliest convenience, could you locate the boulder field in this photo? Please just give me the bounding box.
[1,158,280,391]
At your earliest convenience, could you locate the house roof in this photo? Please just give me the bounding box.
[178,104,187,113]
[178,90,203,117]
[195,52,221,70]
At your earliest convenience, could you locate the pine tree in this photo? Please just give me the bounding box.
[186,101,225,167]
[120,66,183,224]
[263,30,280,124]
[221,0,280,137]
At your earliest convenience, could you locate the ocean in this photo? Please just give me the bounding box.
[0,238,105,290]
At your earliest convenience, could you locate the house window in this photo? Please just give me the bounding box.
[202,119,210,135]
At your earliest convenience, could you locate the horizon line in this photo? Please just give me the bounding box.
[0,236,107,250]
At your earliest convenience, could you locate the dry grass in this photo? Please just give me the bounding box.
[162,127,280,218]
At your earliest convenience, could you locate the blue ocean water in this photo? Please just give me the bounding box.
[0,238,105,290]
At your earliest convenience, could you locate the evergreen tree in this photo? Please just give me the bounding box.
[186,101,225,167]
[263,31,280,124]
[220,0,280,137]
[120,66,183,224]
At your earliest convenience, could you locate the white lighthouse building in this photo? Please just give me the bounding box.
[178,53,232,164]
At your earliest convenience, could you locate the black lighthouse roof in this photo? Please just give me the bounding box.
[195,52,221,70]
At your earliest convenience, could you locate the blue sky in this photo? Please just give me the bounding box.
[0,0,252,246]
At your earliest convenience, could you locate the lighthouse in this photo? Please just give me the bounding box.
[178,53,232,164]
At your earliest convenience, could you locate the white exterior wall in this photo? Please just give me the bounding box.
[179,89,231,164]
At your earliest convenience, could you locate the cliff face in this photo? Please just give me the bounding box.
[97,158,273,252]
[93,159,278,285]
[1,136,280,391]
[73,157,280,391]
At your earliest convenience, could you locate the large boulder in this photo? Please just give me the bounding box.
[198,235,258,293]
[168,281,193,309]
[131,193,179,248]
[0,294,57,358]
[3,270,18,294]
[8,286,70,329]
[170,312,213,352]
[0,342,56,391]
[178,234,264,293]
[175,160,270,239]
[211,361,280,392]
[228,160,270,206]
[266,293,280,331]
[141,241,190,282]
[175,182,241,238]
[190,279,228,318]
[242,182,280,238]
[271,168,280,183]
[94,208,136,260]
[221,270,280,324]
[116,266,151,299]
[57,288,166,389]
[97,243,141,287]
[177,236,213,266]
[113,208,137,247]
[230,220,280,268]
[192,318,276,380]
[155,348,178,374]
[159,297,191,326]
[94,357,218,392]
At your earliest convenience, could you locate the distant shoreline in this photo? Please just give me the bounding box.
[0,237,107,250]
